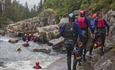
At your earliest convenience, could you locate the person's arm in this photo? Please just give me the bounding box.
[85,17,93,33]
[104,19,110,33]
[92,19,97,34]
[74,20,83,39]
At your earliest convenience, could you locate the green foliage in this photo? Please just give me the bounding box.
[0,0,42,28]
[43,0,82,16]
[111,2,115,10]
[43,0,115,19]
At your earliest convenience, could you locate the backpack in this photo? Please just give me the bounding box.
[77,17,87,29]
[59,22,75,38]
[97,18,105,28]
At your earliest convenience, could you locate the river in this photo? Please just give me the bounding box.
[0,36,65,70]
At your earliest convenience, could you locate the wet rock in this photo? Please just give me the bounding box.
[49,37,64,48]
[0,62,4,67]
[49,37,65,52]
[8,38,19,43]
[33,48,51,54]
[23,43,29,47]
[16,47,22,52]
[0,30,5,36]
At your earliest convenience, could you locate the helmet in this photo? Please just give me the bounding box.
[36,62,39,66]
[80,10,85,15]
[91,14,97,19]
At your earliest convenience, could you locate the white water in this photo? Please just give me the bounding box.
[0,36,64,70]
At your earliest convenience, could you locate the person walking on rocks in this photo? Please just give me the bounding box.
[89,12,110,55]
[59,13,81,70]
[76,10,91,61]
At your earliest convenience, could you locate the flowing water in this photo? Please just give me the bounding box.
[0,36,65,70]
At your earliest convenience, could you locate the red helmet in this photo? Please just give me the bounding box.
[91,14,97,19]
[36,62,39,66]
[80,10,85,15]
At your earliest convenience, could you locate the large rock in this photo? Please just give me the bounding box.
[8,38,19,43]
[0,30,5,36]
[6,9,56,36]
[94,51,115,70]
[7,17,40,34]
[94,60,114,70]
[32,48,51,54]
[39,8,56,26]
[36,25,59,43]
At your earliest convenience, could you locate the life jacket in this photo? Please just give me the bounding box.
[77,17,87,29]
[97,18,105,28]
[59,21,75,38]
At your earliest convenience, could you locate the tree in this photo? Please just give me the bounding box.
[24,2,30,18]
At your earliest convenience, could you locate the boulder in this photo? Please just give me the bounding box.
[39,8,56,26]
[36,25,59,43]
[6,9,56,36]
[0,30,5,36]
[8,38,19,43]
[23,43,29,47]
[49,37,65,52]
[33,48,51,54]
[94,59,115,70]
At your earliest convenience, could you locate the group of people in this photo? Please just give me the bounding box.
[22,33,38,47]
[59,10,110,70]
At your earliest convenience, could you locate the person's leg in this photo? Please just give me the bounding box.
[82,36,88,61]
[89,39,95,55]
[73,55,77,70]
[78,59,81,66]
[100,34,106,55]
[66,44,74,70]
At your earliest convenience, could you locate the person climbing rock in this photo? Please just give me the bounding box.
[76,10,91,61]
[59,14,81,70]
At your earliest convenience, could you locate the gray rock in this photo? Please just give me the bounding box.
[0,30,5,36]
[33,48,51,54]
[94,60,115,70]
[8,38,19,43]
